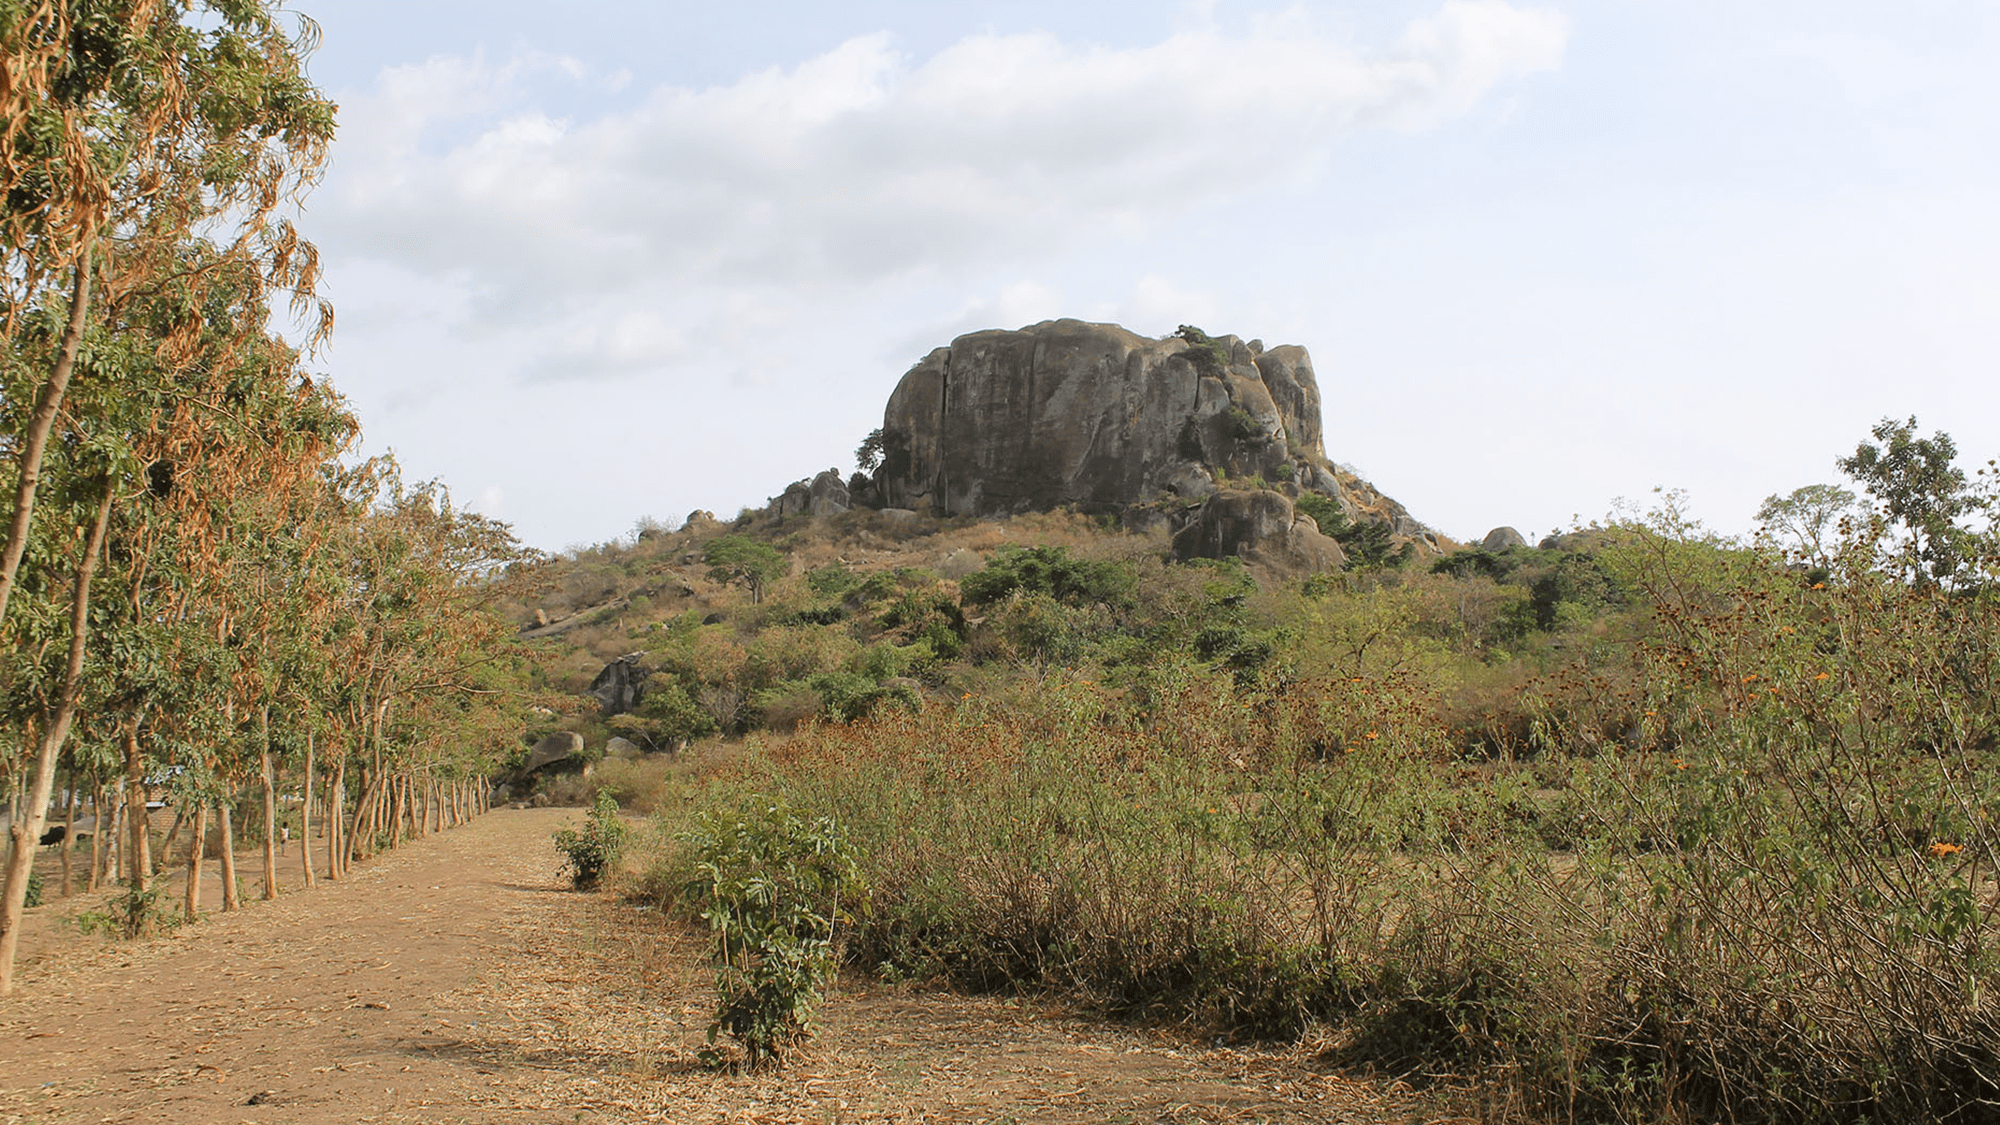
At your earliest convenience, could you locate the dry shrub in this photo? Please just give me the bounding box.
[633,531,2000,1123]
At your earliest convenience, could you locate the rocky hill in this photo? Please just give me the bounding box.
[780,320,1448,574]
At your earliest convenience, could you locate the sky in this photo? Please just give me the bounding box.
[291,0,2000,553]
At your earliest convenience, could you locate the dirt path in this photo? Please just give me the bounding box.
[1,808,1428,1124]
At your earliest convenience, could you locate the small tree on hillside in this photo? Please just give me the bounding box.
[704,536,786,605]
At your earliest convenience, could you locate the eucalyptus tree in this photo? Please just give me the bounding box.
[0,0,336,637]
[325,471,538,867]
[0,247,351,984]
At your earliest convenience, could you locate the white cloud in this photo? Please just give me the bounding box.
[322,3,1566,384]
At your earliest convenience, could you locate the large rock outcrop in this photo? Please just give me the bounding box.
[851,319,1443,572]
[876,320,1326,517]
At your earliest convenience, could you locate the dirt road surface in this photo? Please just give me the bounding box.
[1,808,1427,1124]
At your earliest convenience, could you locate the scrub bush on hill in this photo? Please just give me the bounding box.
[637,490,2000,1123]
[959,544,1136,609]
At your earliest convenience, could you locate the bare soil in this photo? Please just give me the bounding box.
[2,808,1431,1124]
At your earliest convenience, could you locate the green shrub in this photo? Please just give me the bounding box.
[681,796,860,1069]
[1225,406,1265,442]
[960,545,1135,609]
[1294,492,1350,537]
[636,675,716,745]
[808,669,920,723]
[552,790,629,890]
[23,870,43,908]
[71,882,179,939]
[805,563,862,599]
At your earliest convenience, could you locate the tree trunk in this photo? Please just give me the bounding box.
[183,803,209,922]
[88,779,106,891]
[299,734,316,889]
[0,480,113,994]
[107,785,125,885]
[259,707,278,900]
[326,761,345,879]
[217,802,239,912]
[390,775,407,849]
[122,721,152,895]
[0,239,95,636]
[346,767,370,863]
[58,762,78,897]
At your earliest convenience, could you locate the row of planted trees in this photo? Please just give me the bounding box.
[0,0,542,993]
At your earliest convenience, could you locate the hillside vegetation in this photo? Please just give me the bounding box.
[519,420,2000,1124]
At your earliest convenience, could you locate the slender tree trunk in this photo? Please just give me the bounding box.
[389,775,406,849]
[217,802,239,912]
[299,734,317,889]
[0,480,114,994]
[326,760,345,880]
[183,803,209,922]
[0,238,95,636]
[107,785,125,884]
[346,767,370,862]
[122,720,152,894]
[259,707,278,900]
[58,762,78,897]
[87,779,106,891]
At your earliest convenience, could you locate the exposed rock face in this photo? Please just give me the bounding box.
[1173,490,1345,575]
[775,469,854,517]
[521,731,583,776]
[854,319,1440,574]
[809,469,850,515]
[877,320,1326,517]
[589,652,648,716]
[1480,526,1528,552]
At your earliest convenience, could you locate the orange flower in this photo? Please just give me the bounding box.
[1928,842,1964,858]
[1813,672,1831,681]
[1644,710,1658,717]
[1811,582,1827,590]
[1741,674,1759,683]
[1364,731,1380,741]
[1670,757,1687,770]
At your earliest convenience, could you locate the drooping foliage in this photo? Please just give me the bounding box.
[0,0,545,993]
